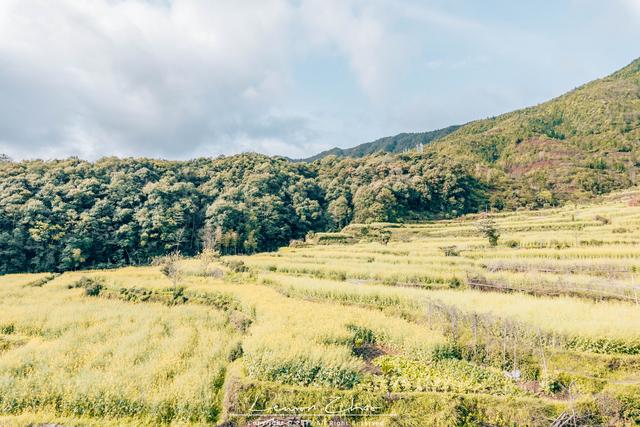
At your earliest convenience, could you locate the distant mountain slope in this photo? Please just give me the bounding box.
[423,57,640,208]
[303,125,461,161]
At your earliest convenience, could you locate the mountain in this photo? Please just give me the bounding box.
[302,125,461,161]
[305,57,639,209]
[424,57,640,208]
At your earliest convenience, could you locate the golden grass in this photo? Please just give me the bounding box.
[0,273,53,287]
[0,279,237,424]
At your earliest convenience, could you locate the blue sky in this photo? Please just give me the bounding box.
[0,0,639,160]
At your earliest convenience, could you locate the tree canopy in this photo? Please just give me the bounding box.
[0,152,484,273]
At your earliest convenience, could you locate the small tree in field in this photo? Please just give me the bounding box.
[379,230,391,245]
[154,251,183,288]
[477,214,500,247]
[199,224,220,273]
[197,247,220,276]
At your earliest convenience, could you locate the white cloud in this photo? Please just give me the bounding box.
[623,0,640,17]
[299,0,406,100]
[0,0,302,159]
[0,0,409,160]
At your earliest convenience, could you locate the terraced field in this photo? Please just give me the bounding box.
[2,189,640,425]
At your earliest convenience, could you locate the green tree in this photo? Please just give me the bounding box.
[476,214,500,247]
[328,195,351,229]
[154,251,183,288]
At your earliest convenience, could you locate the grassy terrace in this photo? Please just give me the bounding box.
[1,189,640,425]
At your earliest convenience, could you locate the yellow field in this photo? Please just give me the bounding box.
[1,189,640,425]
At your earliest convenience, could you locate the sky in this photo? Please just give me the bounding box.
[1,0,639,161]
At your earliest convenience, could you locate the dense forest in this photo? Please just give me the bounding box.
[0,153,483,273]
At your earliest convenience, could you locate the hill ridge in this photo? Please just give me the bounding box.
[301,125,461,161]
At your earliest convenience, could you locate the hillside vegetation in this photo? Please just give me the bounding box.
[1,189,640,425]
[428,57,640,208]
[308,57,640,209]
[0,154,481,274]
[302,125,461,161]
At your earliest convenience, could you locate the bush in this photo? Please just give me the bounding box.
[0,324,15,334]
[223,260,249,273]
[228,342,244,362]
[119,287,154,303]
[153,252,184,288]
[25,274,58,287]
[328,271,347,281]
[227,310,253,332]
[543,371,605,396]
[617,388,640,423]
[476,215,500,247]
[432,343,463,361]
[448,277,463,289]
[503,239,520,248]
[85,282,103,297]
[346,324,376,353]
[378,230,391,245]
[313,232,357,245]
[167,287,188,305]
[373,355,519,394]
[288,239,309,248]
[68,276,104,297]
[440,246,460,257]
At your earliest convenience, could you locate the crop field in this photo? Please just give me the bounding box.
[1,189,640,426]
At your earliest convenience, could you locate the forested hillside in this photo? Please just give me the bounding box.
[302,125,460,161]
[0,154,481,273]
[426,57,640,208]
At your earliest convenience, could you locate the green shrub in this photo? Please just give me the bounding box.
[617,388,640,423]
[432,343,463,361]
[448,277,463,288]
[25,274,58,287]
[0,324,15,335]
[223,260,249,273]
[346,324,376,356]
[543,371,605,396]
[503,239,520,248]
[476,215,500,247]
[118,287,154,303]
[313,232,357,245]
[68,276,104,297]
[167,287,188,305]
[228,342,244,362]
[440,245,460,256]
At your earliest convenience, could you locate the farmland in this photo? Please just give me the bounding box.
[1,189,640,426]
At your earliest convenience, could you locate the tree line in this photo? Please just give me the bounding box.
[0,152,485,273]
